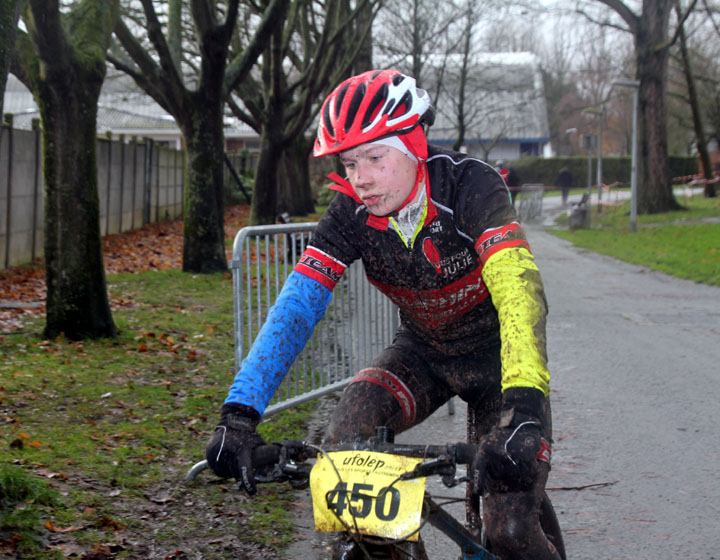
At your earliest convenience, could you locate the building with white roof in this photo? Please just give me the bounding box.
[3,74,259,152]
[384,52,551,162]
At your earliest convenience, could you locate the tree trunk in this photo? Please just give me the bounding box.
[596,0,682,213]
[278,138,315,216]
[39,70,116,339]
[353,2,373,73]
[676,14,715,198]
[250,35,286,225]
[635,1,680,214]
[250,121,284,225]
[452,5,473,153]
[12,0,120,340]
[180,98,228,273]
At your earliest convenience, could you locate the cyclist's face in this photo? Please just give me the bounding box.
[339,144,417,216]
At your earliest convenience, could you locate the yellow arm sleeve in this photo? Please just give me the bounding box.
[482,246,550,396]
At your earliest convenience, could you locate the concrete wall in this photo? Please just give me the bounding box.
[1,123,186,270]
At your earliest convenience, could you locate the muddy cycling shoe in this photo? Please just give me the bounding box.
[472,388,548,494]
[205,403,266,494]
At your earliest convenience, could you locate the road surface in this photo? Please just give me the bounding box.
[283,195,720,559]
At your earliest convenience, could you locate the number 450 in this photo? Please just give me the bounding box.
[327,482,401,521]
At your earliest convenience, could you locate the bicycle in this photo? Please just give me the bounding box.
[190,426,566,560]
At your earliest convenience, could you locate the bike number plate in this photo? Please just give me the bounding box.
[309,451,426,541]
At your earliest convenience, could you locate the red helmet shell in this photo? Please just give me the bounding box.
[313,69,433,157]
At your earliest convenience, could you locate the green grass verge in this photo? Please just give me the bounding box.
[0,269,315,558]
[549,194,720,286]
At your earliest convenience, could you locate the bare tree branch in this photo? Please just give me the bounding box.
[591,0,639,32]
[574,5,632,33]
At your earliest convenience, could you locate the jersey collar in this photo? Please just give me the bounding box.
[326,167,437,232]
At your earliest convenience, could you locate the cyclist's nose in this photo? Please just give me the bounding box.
[354,162,374,190]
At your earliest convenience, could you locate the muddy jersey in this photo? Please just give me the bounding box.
[225,145,550,415]
[296,145,531,354]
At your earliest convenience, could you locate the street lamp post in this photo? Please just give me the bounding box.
[581,132,596,228]
[612,78,640,232]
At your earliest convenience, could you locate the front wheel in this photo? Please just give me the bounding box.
[331,535,429,560]
[539,491,566,560]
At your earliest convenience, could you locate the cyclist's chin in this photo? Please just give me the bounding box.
[365,201,395,217]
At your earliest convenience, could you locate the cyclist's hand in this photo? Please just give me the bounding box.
[205,403,266,495]
[471,420,541,494]
[471,387,548,494]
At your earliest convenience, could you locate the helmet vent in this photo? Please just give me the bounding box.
[346,84,367,133]
[390,91,413,119]
[323,102,335,139]
[335,83,350,120]
[363,83,388,129]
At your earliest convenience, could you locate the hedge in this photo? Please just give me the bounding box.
[505,155,699,189]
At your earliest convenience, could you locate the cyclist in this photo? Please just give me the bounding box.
[205,69,561,560]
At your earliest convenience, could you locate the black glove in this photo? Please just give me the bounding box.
[471,387,547,494]
[205,403,266,494]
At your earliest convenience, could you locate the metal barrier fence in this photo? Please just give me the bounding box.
[516,183,545,222]
[230,222,399,417]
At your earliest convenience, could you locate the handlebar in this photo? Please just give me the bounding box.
[186,427,480,488]
[254,429,479,487]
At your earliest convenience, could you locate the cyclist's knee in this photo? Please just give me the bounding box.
[322,371,410,445]
[485,508,534,552]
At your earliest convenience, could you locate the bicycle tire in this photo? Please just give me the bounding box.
[539,491,566,560]
[332,538,429,560]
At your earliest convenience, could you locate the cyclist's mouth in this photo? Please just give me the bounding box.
[363,194,382,206]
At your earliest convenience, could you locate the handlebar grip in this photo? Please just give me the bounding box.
[252,444,281,468]
[454,443,477,465]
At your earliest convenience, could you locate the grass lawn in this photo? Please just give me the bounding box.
[1,269,315,559]
[549,193,720,286]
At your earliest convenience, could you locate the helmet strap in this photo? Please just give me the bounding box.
[396,163,426,212]
[394,126,428,211]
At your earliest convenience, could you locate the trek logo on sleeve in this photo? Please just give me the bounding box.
[294,247,347,290]
[474,222,529,264]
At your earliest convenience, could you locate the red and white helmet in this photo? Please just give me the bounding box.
[313,69,434,158]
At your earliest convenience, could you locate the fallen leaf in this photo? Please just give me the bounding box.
[44,521,83,533]
[95,517,125,531]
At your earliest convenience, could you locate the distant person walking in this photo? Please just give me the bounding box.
[496,160,521,205]
[506,166,521,206]
[556,167,573,207]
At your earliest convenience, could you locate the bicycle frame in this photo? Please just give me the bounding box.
[424,496,498,560]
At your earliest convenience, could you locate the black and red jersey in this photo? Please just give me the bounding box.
[295,145,530,355]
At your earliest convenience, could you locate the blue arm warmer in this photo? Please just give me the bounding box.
[224,271,332,416]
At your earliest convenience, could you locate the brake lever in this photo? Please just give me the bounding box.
[441,474,471,488]
[400,454,457,483]
[254,441,312,488]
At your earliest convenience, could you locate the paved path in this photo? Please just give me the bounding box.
[284,195,720,559]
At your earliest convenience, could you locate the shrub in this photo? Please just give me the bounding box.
[507,155,699,189]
